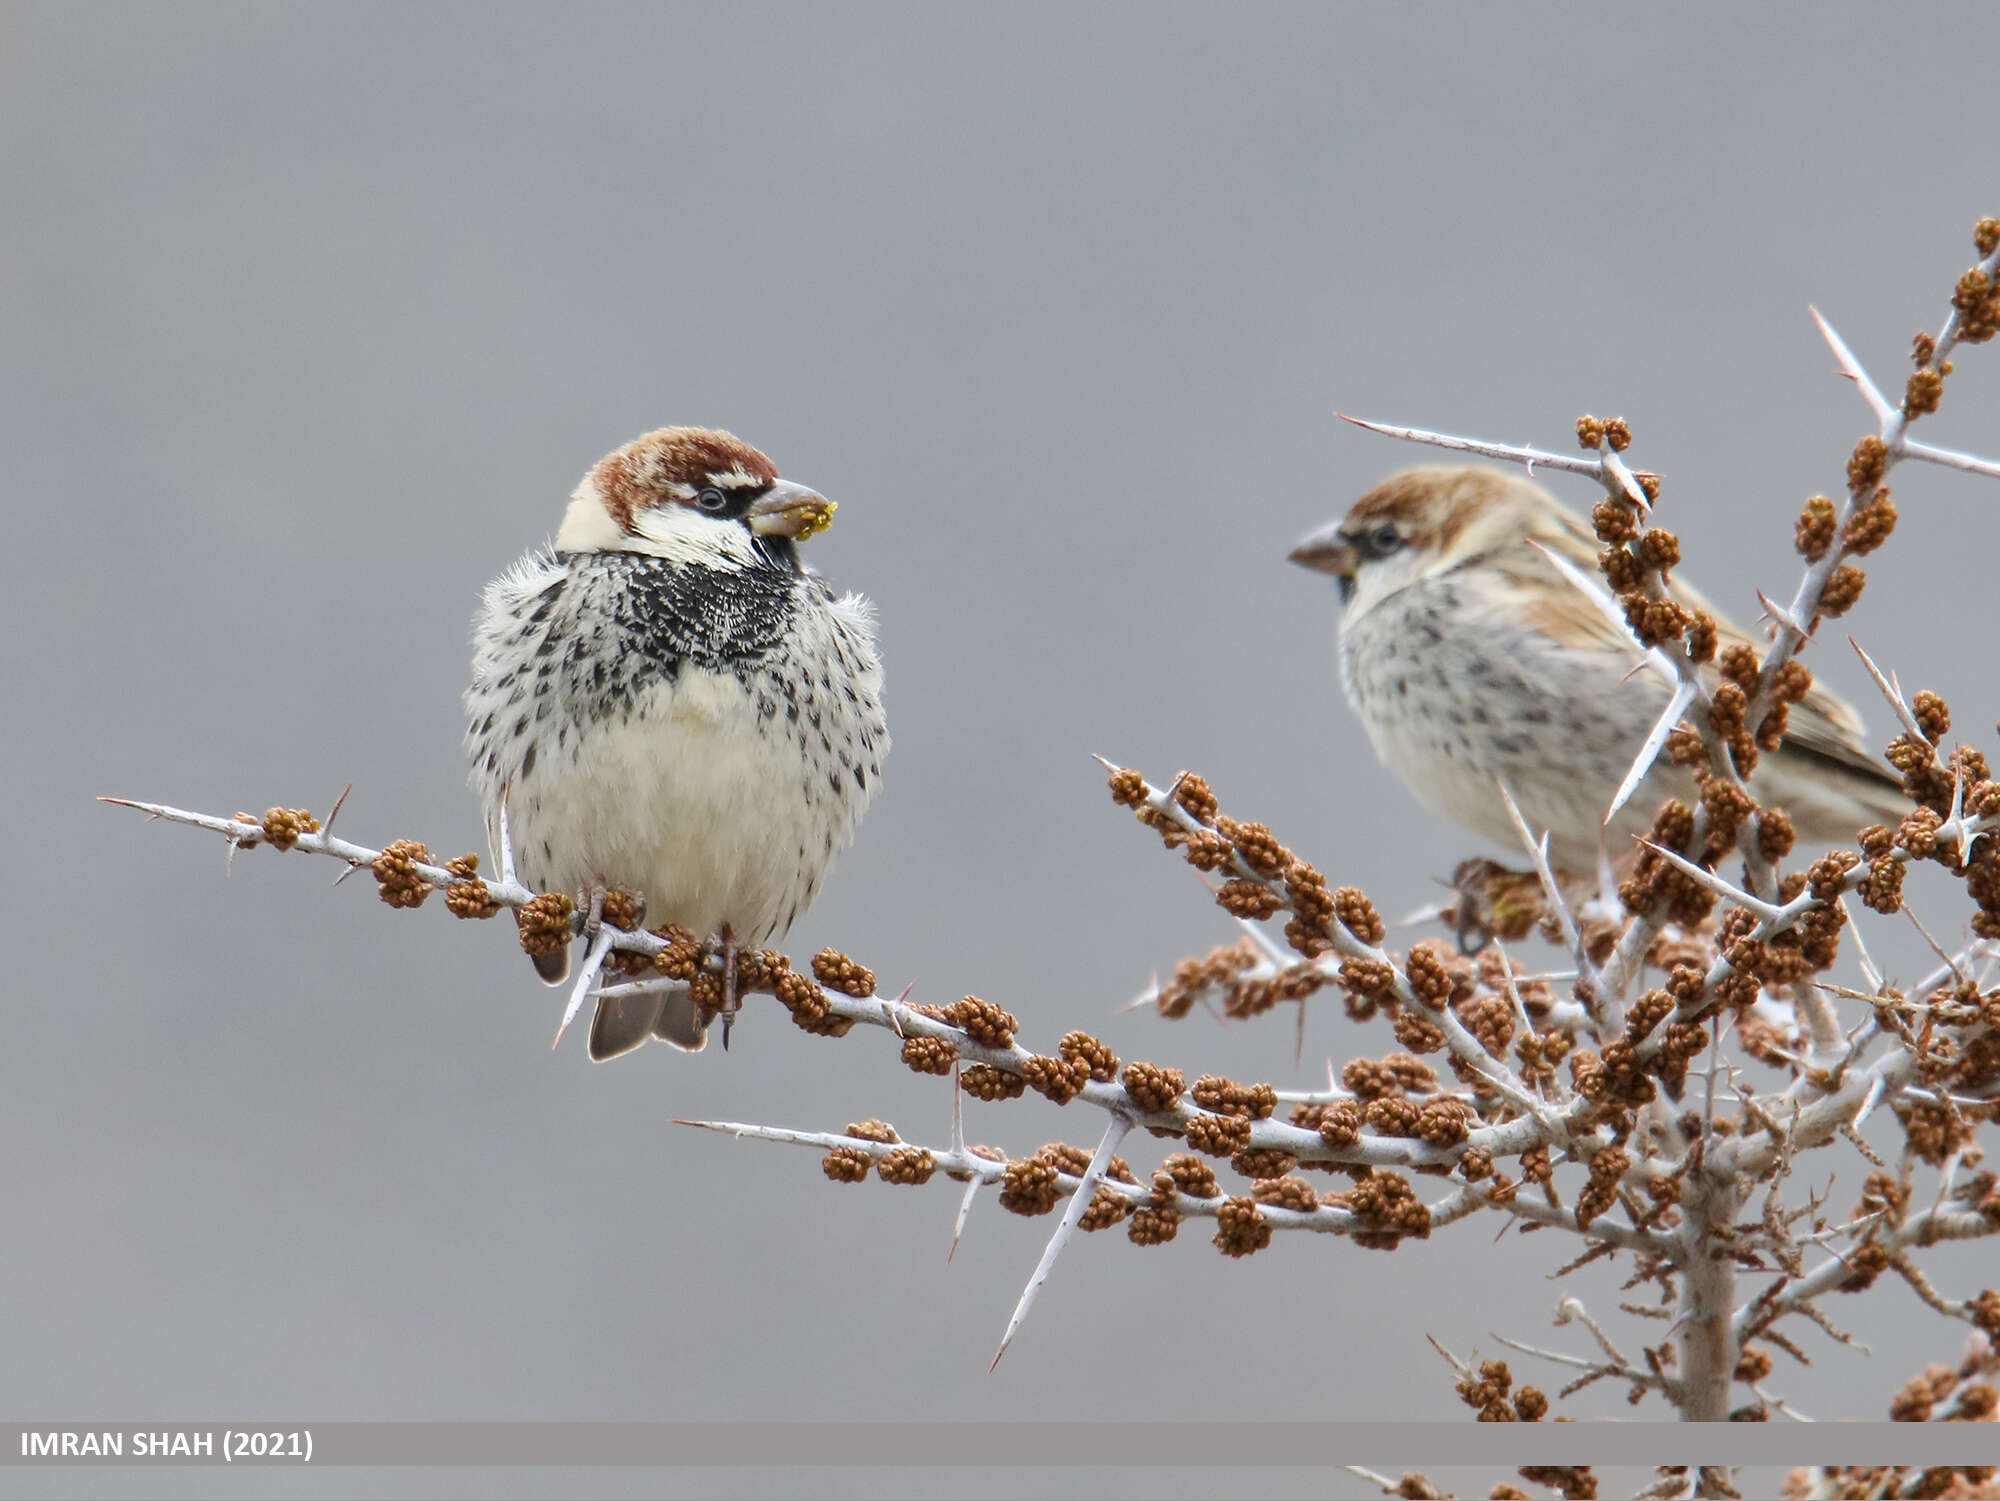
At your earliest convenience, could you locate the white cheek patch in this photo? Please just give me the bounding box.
[627,499,761,567]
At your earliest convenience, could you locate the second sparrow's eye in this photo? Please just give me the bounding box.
[696,487,728,512]
[1367,522,1401,557]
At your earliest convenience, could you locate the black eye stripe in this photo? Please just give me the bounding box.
[1344,523,1404,562]
[686,480,774,521]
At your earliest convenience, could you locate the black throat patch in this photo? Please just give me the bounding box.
[552,550,801,718]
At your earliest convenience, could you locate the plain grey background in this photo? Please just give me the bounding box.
[6,3,1997,1497]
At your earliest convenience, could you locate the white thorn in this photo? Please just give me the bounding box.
[991,1114,1134,1370]
[1606,677,1698,828]
[552,924,616,1051]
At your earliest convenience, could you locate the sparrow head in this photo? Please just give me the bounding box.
[1289,465,1588,620]
[554,426,836,569]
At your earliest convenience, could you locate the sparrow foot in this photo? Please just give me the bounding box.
[719,923,738,1051]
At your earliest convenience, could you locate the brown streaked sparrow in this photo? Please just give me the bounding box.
[465,427,887,1059]
[1288,464,1905,873]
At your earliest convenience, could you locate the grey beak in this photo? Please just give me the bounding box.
[1287,523,1359,580]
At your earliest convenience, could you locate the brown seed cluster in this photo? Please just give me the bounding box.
[1393,1011,1446,1055]
[1794,495,1838,562]
[1889,1363,1964,1423]
[1078,1184,1131,1232]
[258,806,319,850]
[1189,1074,1278,1119]
[998,1157,1061,1216]
[1126,1205,1180,1245]
[1155,938,1260,1018]
[592,888,641,932]
[1335,1169,1430,1245]
[1120,1061,1186,1114]
[1455,1358,1548,1423]
[1212,1196,1271,1257]
[1157,1154,1222,1200]
[960,1063,1027,1101]
[1251,1176,1318,1212]
[1214,816,1290,879]
[1317,1100,1364,1151]
[1817,563,1866,618]
[1954,254,2000,343]
[1216,879,1283,921]
[1573,1146,1631,1229]
[875,1146,936,1186]
[1230,1148,1297,1180]
[943,996,1016,1048]
[767,970,831,1029]
[371,839,434,909]
[811,948,875,997]
[1183,1112,1254,1157]
[1842,490,1898,555]
[515,891,572,955]
[1058,1031,1118,1083]
[445,876,500,919]
[1020,1053,1088,1105]
[1620,800,1722,927]
[1333,886,1384,944]
[900,1035,956,1075]
[820,1146,871,1183]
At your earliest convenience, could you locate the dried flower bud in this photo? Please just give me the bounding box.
[876,1147,936,1186]
[1216,879,1283,921]
[1021,1053,1086,1105]
[812,948,876,997]
[1636,529,1680,572]
[1912,690,1951,744]
[1184,1112,1254,1157]
[1904,366,1943,417]
[445,874,500,919]
[1847,435,1889,495]
[515,890,572,955]
[1121,1061,1186,1114]
[820,1146,871,1182]
[1212,1197,1271,1257]
[372,839,434,909]
[998,1157,1061,1216]
[1817,564,1865,618]
[1058,1030,1119,1083]
[1841,491,1897,555]
[961,1063,1026,1102]
[1172,773,1219,823]
[900,1035,956,1075]
[1333,886,1384,944]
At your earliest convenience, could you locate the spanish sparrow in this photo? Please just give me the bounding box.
[465,427,887,1058]
[1289,465,1904,873]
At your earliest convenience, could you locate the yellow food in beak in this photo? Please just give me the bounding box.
[746,482,837,541]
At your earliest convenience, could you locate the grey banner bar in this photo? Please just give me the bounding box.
[5,1422,1998,1468]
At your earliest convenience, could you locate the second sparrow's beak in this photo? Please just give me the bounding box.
[747,479,838,541]
[1288,523,1360,605]
[1287,524,1358,580]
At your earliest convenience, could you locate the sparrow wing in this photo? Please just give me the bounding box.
[1517,502,1902,795]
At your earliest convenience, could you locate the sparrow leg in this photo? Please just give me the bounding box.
[577,884,607,947]
[719,922,738,1051]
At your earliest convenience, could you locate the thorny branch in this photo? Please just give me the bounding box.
[110,218,2000,1488]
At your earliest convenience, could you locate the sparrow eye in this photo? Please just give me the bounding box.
[695,487,728,512]
[1370,523,1400,554]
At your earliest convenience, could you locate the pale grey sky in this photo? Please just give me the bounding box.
[5,4,1997,1497]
